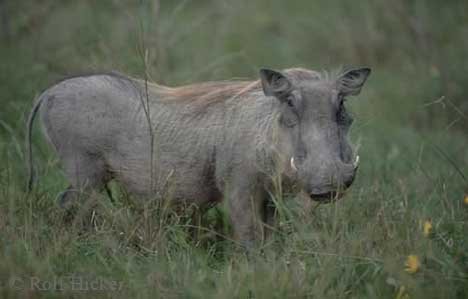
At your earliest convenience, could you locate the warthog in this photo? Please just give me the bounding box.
[27,67,370,247]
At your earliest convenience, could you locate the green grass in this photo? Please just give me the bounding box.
[1,0,467,298]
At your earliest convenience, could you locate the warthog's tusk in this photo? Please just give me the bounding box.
[353,155,360,169]
[290,157,298,172]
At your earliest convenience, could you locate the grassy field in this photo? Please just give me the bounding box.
[1,1,468,298]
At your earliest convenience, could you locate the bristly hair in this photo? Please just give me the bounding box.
[154,80,262,106]
[135,67,326,108]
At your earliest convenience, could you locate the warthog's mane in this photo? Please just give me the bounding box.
[153,80,263,106]
[134,67,324,107]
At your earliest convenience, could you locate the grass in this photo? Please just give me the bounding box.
[0,0,467,298]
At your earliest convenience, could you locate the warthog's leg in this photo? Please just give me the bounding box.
[57,151,110,209]
[227,179,266,249]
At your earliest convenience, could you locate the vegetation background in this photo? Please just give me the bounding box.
[0,0,467,298]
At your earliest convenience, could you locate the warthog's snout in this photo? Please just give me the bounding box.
[296,155,360,203]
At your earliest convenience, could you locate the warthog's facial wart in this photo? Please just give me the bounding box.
[260,67,371,203]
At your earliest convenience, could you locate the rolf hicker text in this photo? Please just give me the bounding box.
[9,274,124,291]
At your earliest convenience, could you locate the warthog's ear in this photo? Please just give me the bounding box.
[259,68,292,98]
[337,67,371,96]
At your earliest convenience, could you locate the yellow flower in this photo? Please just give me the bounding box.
[423,219,432,237]
[404,255,420,274]
[464,194,468,205]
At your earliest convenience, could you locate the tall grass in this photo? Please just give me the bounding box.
[0,0,467,297]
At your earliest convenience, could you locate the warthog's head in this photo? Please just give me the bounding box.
[260,67,371,202]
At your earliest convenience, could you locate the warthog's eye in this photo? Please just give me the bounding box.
[279,92,300,127]
[286,95,295,108]
[280,98,299,127]
[337,98,353,126]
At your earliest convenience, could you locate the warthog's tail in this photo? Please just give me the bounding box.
[26,94,46,192]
